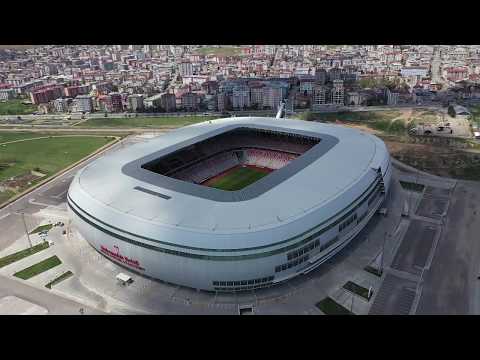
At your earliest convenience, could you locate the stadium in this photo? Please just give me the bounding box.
[67,117,392,292]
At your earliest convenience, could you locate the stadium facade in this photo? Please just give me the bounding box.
[67,117,392,292]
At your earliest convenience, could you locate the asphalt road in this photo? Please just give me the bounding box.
[0,104,444,123]
[0,274,103,315]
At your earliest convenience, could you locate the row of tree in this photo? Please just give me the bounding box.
[358,77,409,92]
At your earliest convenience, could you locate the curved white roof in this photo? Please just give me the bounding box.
[68,117,389,251]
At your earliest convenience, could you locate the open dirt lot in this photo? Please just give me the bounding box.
[331,111,480,181]
[384,141,480,180]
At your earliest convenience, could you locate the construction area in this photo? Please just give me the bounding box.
[329,108,480,181]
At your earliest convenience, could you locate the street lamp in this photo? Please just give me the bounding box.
[380,231,389,275]
[15,209,32,249]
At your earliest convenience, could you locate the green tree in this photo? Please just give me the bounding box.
[301,111,316,121]
[448,105,456,117]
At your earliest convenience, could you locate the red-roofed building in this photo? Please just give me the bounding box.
[469,74,480,82]
[444,67,468,82]
[30,85,64,105]
[109,92,123,112]
[242,47,253,55]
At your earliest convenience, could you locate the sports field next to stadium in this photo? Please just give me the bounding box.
[203,165,271,191]
[77,116,221,128]
[0,134,116,204]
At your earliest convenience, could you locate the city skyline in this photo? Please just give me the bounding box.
[1,45,480,117]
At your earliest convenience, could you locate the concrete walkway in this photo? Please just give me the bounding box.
[0,274,104,315]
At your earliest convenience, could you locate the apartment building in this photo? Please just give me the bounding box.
[74,95,93,113]
[331,79,345,105]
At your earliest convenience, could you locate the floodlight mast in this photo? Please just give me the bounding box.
[276,100,286,119]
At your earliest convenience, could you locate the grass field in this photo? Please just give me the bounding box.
[364,265,383,277]
[300,110,409,135]
[29,223,53,235]
[207,166,269,191]
[470,105,480,127]
[78,116,221,128]
[343,281,372,301]
[315,297,354,315]
[14,255,62,280]
[0,134,115,203]
[0,135,113,182]
[45,270,73,289]
[0,99,37,115]
[194,47,243,56]
[0,189,15,204]
[0,242,49,269]
[301,110,402,123]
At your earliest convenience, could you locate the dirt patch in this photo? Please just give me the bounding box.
[385,140,480,179]
[408,109,442,126]
[1,172,43,191]
[333,121,382,135]
[333,111,480,180]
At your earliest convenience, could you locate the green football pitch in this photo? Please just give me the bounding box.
[207,166,269,191]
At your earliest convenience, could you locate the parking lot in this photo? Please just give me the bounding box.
[369,274,417,315]
[390,220,439,276]
[410,114,472,139]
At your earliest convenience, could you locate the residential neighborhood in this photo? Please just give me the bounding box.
[2,45,480,117]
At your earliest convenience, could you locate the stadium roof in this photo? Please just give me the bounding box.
[70,117,389,248]
[122,124,338,202]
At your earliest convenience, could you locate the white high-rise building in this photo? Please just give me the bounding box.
[74,95,93,113]
[262,85,283,109]
[179,61,193,77]
[128,94,144,112]
[250,85,264,108]
[0,88,16,100]
[232,85,250,109]
[54,98,70,113]
[311,85,330,110]
[331,80,345,105]
[385,88,399,106]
